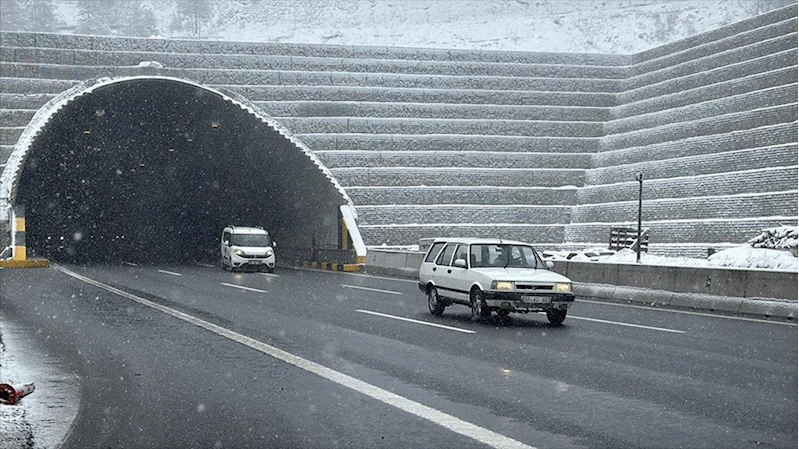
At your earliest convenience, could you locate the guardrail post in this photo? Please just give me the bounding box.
[635,173,644,263]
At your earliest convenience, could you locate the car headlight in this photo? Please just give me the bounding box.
[491,281,515,291]
[555,283,572,293]
[234,249,245,256]
[266,248,273,257]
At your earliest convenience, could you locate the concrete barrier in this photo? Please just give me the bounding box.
[365,247,798,319]
[365,249,424,279]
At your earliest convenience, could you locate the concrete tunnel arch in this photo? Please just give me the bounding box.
[0,76,360,264]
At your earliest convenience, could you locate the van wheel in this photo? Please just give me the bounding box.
[470,289,491,321]
[220,259,227,271]
[428,286,445,316]
[546,309,567,326]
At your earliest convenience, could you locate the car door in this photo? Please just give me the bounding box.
[432,243,457,300]
[419,241,446,285]
[221,230,232,264]
[434,243,470,304]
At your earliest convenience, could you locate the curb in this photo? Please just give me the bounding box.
[300,261,364,272]
[575,283,798,320]
[0,258,50,269]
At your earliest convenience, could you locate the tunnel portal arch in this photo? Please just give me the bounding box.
[0,76,354,263]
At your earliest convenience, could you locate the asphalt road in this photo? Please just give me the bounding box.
[1,263,796,449]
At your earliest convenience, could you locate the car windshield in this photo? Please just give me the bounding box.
[470,244,543,269]
[230,233,271,247]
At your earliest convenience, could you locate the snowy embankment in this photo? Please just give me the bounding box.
[542,226,798,272]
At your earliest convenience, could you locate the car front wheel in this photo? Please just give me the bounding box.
[470,289,491,321]
[546,309,567,326]
[428,286,445,316]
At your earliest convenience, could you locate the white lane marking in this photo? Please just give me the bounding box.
[196,263,216,268]
[221,282,267,294]
[122,261,138,267]
[158,269,182,277]
[356,310,476,334]
[569,315,685,334]
[57,267,532,449]
[577,299,798,327]
[259,272,281,278]
[342,284,403,295]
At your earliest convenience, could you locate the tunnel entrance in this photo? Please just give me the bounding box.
[14,78,347,264]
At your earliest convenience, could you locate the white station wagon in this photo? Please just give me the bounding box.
[418,238,575,325]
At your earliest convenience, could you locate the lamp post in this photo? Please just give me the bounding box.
[635,172,643,263]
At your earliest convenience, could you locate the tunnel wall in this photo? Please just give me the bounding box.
[1,76,350,263]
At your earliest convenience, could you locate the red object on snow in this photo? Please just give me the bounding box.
[0,382,35,405]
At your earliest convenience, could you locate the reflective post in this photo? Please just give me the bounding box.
[635,172,643,263]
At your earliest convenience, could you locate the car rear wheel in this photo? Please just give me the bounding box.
[428,286,445,316]
[546,309,567,326]
[470,289,491,321]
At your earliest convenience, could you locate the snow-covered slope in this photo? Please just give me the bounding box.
[43,0,796,54]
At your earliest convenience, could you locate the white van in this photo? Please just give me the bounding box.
[418,238,574,325]
[220,226,276,273]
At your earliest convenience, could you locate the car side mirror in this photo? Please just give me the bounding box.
[453,258,467,268]
[223,240,230,246]
[545,260,554,270]
[272,241,277,247]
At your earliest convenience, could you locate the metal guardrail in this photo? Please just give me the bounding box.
[609,227,649,252]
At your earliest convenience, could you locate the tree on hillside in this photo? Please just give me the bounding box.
[117,1,158,37]
[0,0,24,31]
[75,0,113,35]
[75,0,158,37]
[21,0,57,32]
[170,0,214,38]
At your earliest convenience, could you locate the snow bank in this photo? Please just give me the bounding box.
[541,227,799,272]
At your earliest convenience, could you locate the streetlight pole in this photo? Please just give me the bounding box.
[635,172,643,263]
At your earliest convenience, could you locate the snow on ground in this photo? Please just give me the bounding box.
[544,246,798,272]
[541,226,799,272]
[374,227,799,272]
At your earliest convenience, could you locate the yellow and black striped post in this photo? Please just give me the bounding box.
[12,205,26,261]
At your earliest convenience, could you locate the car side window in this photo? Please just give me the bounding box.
[222,231,231,244]
[435,244,456,266]
[424,242,446,263]
[452,244,468,266]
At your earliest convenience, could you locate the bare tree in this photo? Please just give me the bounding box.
[170,0,213,38]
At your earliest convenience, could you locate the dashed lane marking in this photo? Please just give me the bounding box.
[569,315,686,334]
[342,284,403,295]
[221,282,267,293]
[57,267,534,449]
[356,309,476,334]
[157,269,182,277]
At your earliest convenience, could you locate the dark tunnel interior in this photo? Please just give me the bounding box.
[15,79,344,264]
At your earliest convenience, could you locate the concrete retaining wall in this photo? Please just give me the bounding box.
[364,248,798,318]
[346,186,578,207]
[317,151,594,170]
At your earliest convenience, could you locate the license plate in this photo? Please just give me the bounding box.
[249,260,262,265]
[521,295,551,304]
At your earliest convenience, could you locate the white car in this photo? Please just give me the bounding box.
[220,226,276,273]
[418,238,574,325]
